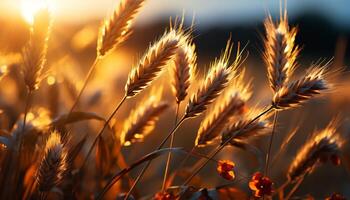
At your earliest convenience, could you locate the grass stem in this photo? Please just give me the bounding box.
[161,102,181,191]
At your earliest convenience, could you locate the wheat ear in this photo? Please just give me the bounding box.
[162,20,197,190]
[98,0,146,56]
[263,11,299,92]
[36,131,67,192]
[272,63,334,110]
[170,29,197,103]
[195,69,251,147]
[221,107,271,144]
[287,119,344,183]
[22,8,51,91]
[184,39,241,118]
[120,88,169,146]
[125,30,181,97]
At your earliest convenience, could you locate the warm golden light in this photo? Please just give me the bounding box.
[21,0,48,24]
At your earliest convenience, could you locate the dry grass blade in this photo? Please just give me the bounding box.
[50,111,105,127]
[287,119,344,182]
[36,131,67,192]
[272,62,334,110]
[22,8,51,91]
[97,147,185,200]
[184,39,241,118]
[170,28,197,103]
[96,136,111,177]
[264,11,299,92]
[195,70,251,147]
[221,108,271,145]
[125,30,180,97]
[120,89,169,146]
[97,0,146,56]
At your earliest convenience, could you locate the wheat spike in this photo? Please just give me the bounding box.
[22,8,51,91]
[184,39,241,118]
[272,63,332,110]
[287,119,344,182]
[221,107,271,145]
[120,88,169,146]
[263,12,299,92]
[36,131,67,192]
[97,0,145,56]
[125,30,181,97]
[195,69,251,147]
[171,30,197,104]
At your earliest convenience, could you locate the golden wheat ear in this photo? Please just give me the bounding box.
[272,61,337,110]
[125,30,181,98]
[120,88,169,146]
[36,131,67,192]
[184,38,242,119]
[220,107,271,145]
[22,8,51,91]
[97,0,146,57]
[169,19,197,104]
[287,118,344,183]
[195,69,251,147]
[263,12,300,92]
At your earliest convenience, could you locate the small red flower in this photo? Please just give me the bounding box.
[249,172,273,198]
[154,191,175,200]
[217,160,235,180]
[325,193,346,200]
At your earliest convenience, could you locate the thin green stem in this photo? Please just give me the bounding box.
[264,110,279,175]
[162,102,181,191]
[124,116,187,200]
[80,95,127,170]
[181,105,274,188]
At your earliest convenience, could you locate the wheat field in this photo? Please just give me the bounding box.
[0,0,349,199]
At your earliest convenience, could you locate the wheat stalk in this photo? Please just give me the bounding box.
[184,39,241,118]
[195,69,251,147]
[22,8,51,91]
[120,88,169,146]
[97,0,146,56]
[36,131,67,192]
[287,119,344,183]
[263,11,299,92]
[162,20,197,191]
[125,30,181,97]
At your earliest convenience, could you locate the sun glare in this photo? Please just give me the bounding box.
[20,0,48,24]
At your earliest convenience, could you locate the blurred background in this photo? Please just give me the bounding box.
[0,0,350,199]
